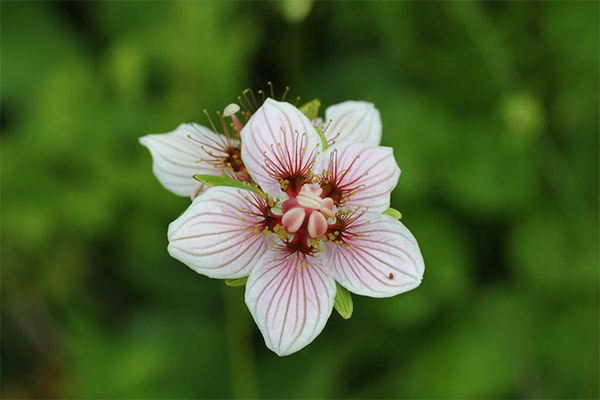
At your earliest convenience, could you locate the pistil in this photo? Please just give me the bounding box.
[280,184,335,239]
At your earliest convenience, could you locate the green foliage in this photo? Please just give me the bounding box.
[224,277,248,287]
[193,174,259,192]
[383,207,402,220]
[1,2,598,399]
[298,98,321,121]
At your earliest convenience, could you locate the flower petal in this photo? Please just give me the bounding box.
[139,123,239,198]
[323,212,424,298]
[240,98,321,198]
[315,142,400,212]
[245,252,336,356]
[324,101,381,146]
[167,186,271,279]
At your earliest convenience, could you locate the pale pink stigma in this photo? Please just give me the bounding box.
[307,212,328,238]
[281,184,335,239]
[282,207,305,233]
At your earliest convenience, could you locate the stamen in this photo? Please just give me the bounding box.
[267,81,274,99]
[319,149,366,206]
[223,103,244,133]
[281,86,290,102]
[237,95,252,117]
[320,119,339,145]
[325,207,369,246]
[189,112,248,177]
[242,89,256,113]
[223,103,240,117]
[216,111,229,137]
[203,109,220,134]
[248,88,259,109]
[261,129,319,194]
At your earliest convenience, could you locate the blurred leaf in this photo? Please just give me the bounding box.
[399,289,530,398]
[508,204,599,296]
[499,91,545,146]
[280,0,314,23]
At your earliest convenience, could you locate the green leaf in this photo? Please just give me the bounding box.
[298,99,327,150]
[383,207,403,220]
[333,282,353,320]
[298,98,321,121]
[315,127,328,151]
[224,277,248,287]
[193,174,258,191]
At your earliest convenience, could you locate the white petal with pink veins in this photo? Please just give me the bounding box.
[245,252,336,356]
[324,101,382,146]
[315,142,401,213]
[323,212,424,298]
[139,123,238,197]
[241,98,321,198]
[168,186,271,279]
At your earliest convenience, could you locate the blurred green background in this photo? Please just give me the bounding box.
[2,1,598,398]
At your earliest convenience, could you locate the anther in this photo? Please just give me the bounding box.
[223,103,244,133]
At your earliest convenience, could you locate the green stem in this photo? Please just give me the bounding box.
[223,285,259,399]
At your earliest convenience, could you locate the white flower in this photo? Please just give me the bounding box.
[167,99,424,356]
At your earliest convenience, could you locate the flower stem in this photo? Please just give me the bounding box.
[223,285,259,399]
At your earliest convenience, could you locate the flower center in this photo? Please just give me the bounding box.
[281,184,335,239]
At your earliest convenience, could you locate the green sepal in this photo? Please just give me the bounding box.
[315,127,328,151]
[333,282,353,320]
[298,99,327,150]
[298,98,321,121]
[224,277,248,287]
[383,207,402,220]
[193,174,259,192]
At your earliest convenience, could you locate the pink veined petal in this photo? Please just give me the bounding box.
[139,123,240,198]
[245,251,336,356]
[315,142,401,212]
[240,98,321,198]
[323,212,424,298]
[324,101,382,146]
[167,186,271,279]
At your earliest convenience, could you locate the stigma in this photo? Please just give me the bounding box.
[281,184,335,238]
